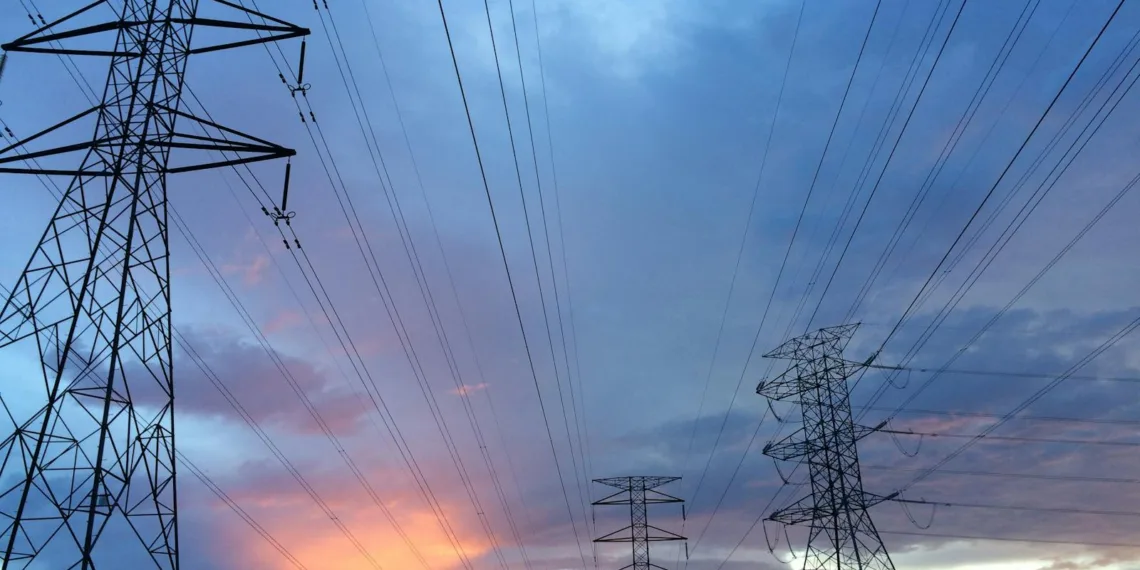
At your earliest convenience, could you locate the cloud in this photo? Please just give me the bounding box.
[6,1,1139,568]
[174,451,503,570]
[133,326,371,436]
[222,253,270,287]
[576,306,1140,569]
[450,382,489,397]
[263,309,304,334]
[549,0,797,78]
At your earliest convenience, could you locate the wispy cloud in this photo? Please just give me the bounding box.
[450,382,489,397]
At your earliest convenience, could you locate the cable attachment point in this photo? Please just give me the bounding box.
[888,426,923,457]
[862,349,881,367]
[762,520,796,564]
[767,399,785,423]
[268,160,297,226]
[897,495,938,529]
[288,40,312,97]
[887,368,911,390]
[773,459,793,484]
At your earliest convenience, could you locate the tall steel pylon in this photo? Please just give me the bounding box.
[0,1,307,567]
[593,476,686,570]
[756,324,895,570]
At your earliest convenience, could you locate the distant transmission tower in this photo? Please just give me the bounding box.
[0,1,307,567]
[593,476,686,570]
[756,324,895,570]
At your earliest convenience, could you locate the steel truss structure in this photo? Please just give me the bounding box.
[593,476,685,570]
[756,324,895,570]
[0,1,307,567]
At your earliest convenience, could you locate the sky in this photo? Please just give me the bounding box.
[1,0,1140,568]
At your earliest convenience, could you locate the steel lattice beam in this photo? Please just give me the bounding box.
[756,324,895,570]
[0,1,307,567]
[593,476,685,570]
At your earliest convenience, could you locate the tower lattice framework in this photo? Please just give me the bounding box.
[756,324,895,570]
[593,476,685,570]
[0,1,307,567]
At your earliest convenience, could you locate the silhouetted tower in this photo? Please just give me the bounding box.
[0,1,307,567]
[593,476,686,570]
[756,324,895,570]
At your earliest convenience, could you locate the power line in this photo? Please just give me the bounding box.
[756,0,967,528]
[853,0,1128,396]
[525,0,597,562]
[0,273,342,570]
[881,428,1140,448]
[855,13,1140,418]
[16,99,411,563]
[803,0,973,330]
[864,406,1140,427]
[863,465,1140,485]
[686,0,888,531]
[866,363,1140,384]
[0,3,306,566]
[172,326,384,569]
[175,451,310,570]
[678,6,807,561]
[685,408,770,558]
[781,0,959,338]
[503,0,596,542]
[879,530,1140,549]
[844,0,1078,323]
[47,7,477,561]
[477,0,593,552]
[434,1,589,566]
[697,1,945,561]
[854,4,1140,496]
[313,2,544,566]
[904,498,1140,519]
[234,3,511,565]
[349,1,541,565]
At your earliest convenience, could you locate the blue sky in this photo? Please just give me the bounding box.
[2,0,1140,568]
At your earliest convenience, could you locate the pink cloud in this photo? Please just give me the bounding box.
[222,253,270,287]
[134,327,369,436]
[449,383,488,397]
[263,309,303,335]
[192,457,501,570]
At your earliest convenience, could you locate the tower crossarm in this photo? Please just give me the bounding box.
[753,324,896,570]
[0,1,308,568]
[592,476,686,570]
[2,0,308,57]
[761,427,810,461]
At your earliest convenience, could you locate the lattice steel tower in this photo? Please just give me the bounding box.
[0,1,307,567]
[593,476,686,570]
[756,324,895,570]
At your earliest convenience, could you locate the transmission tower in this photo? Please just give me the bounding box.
[0,1,307,567]
[593,476,686,570]
[755,324,895,570]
